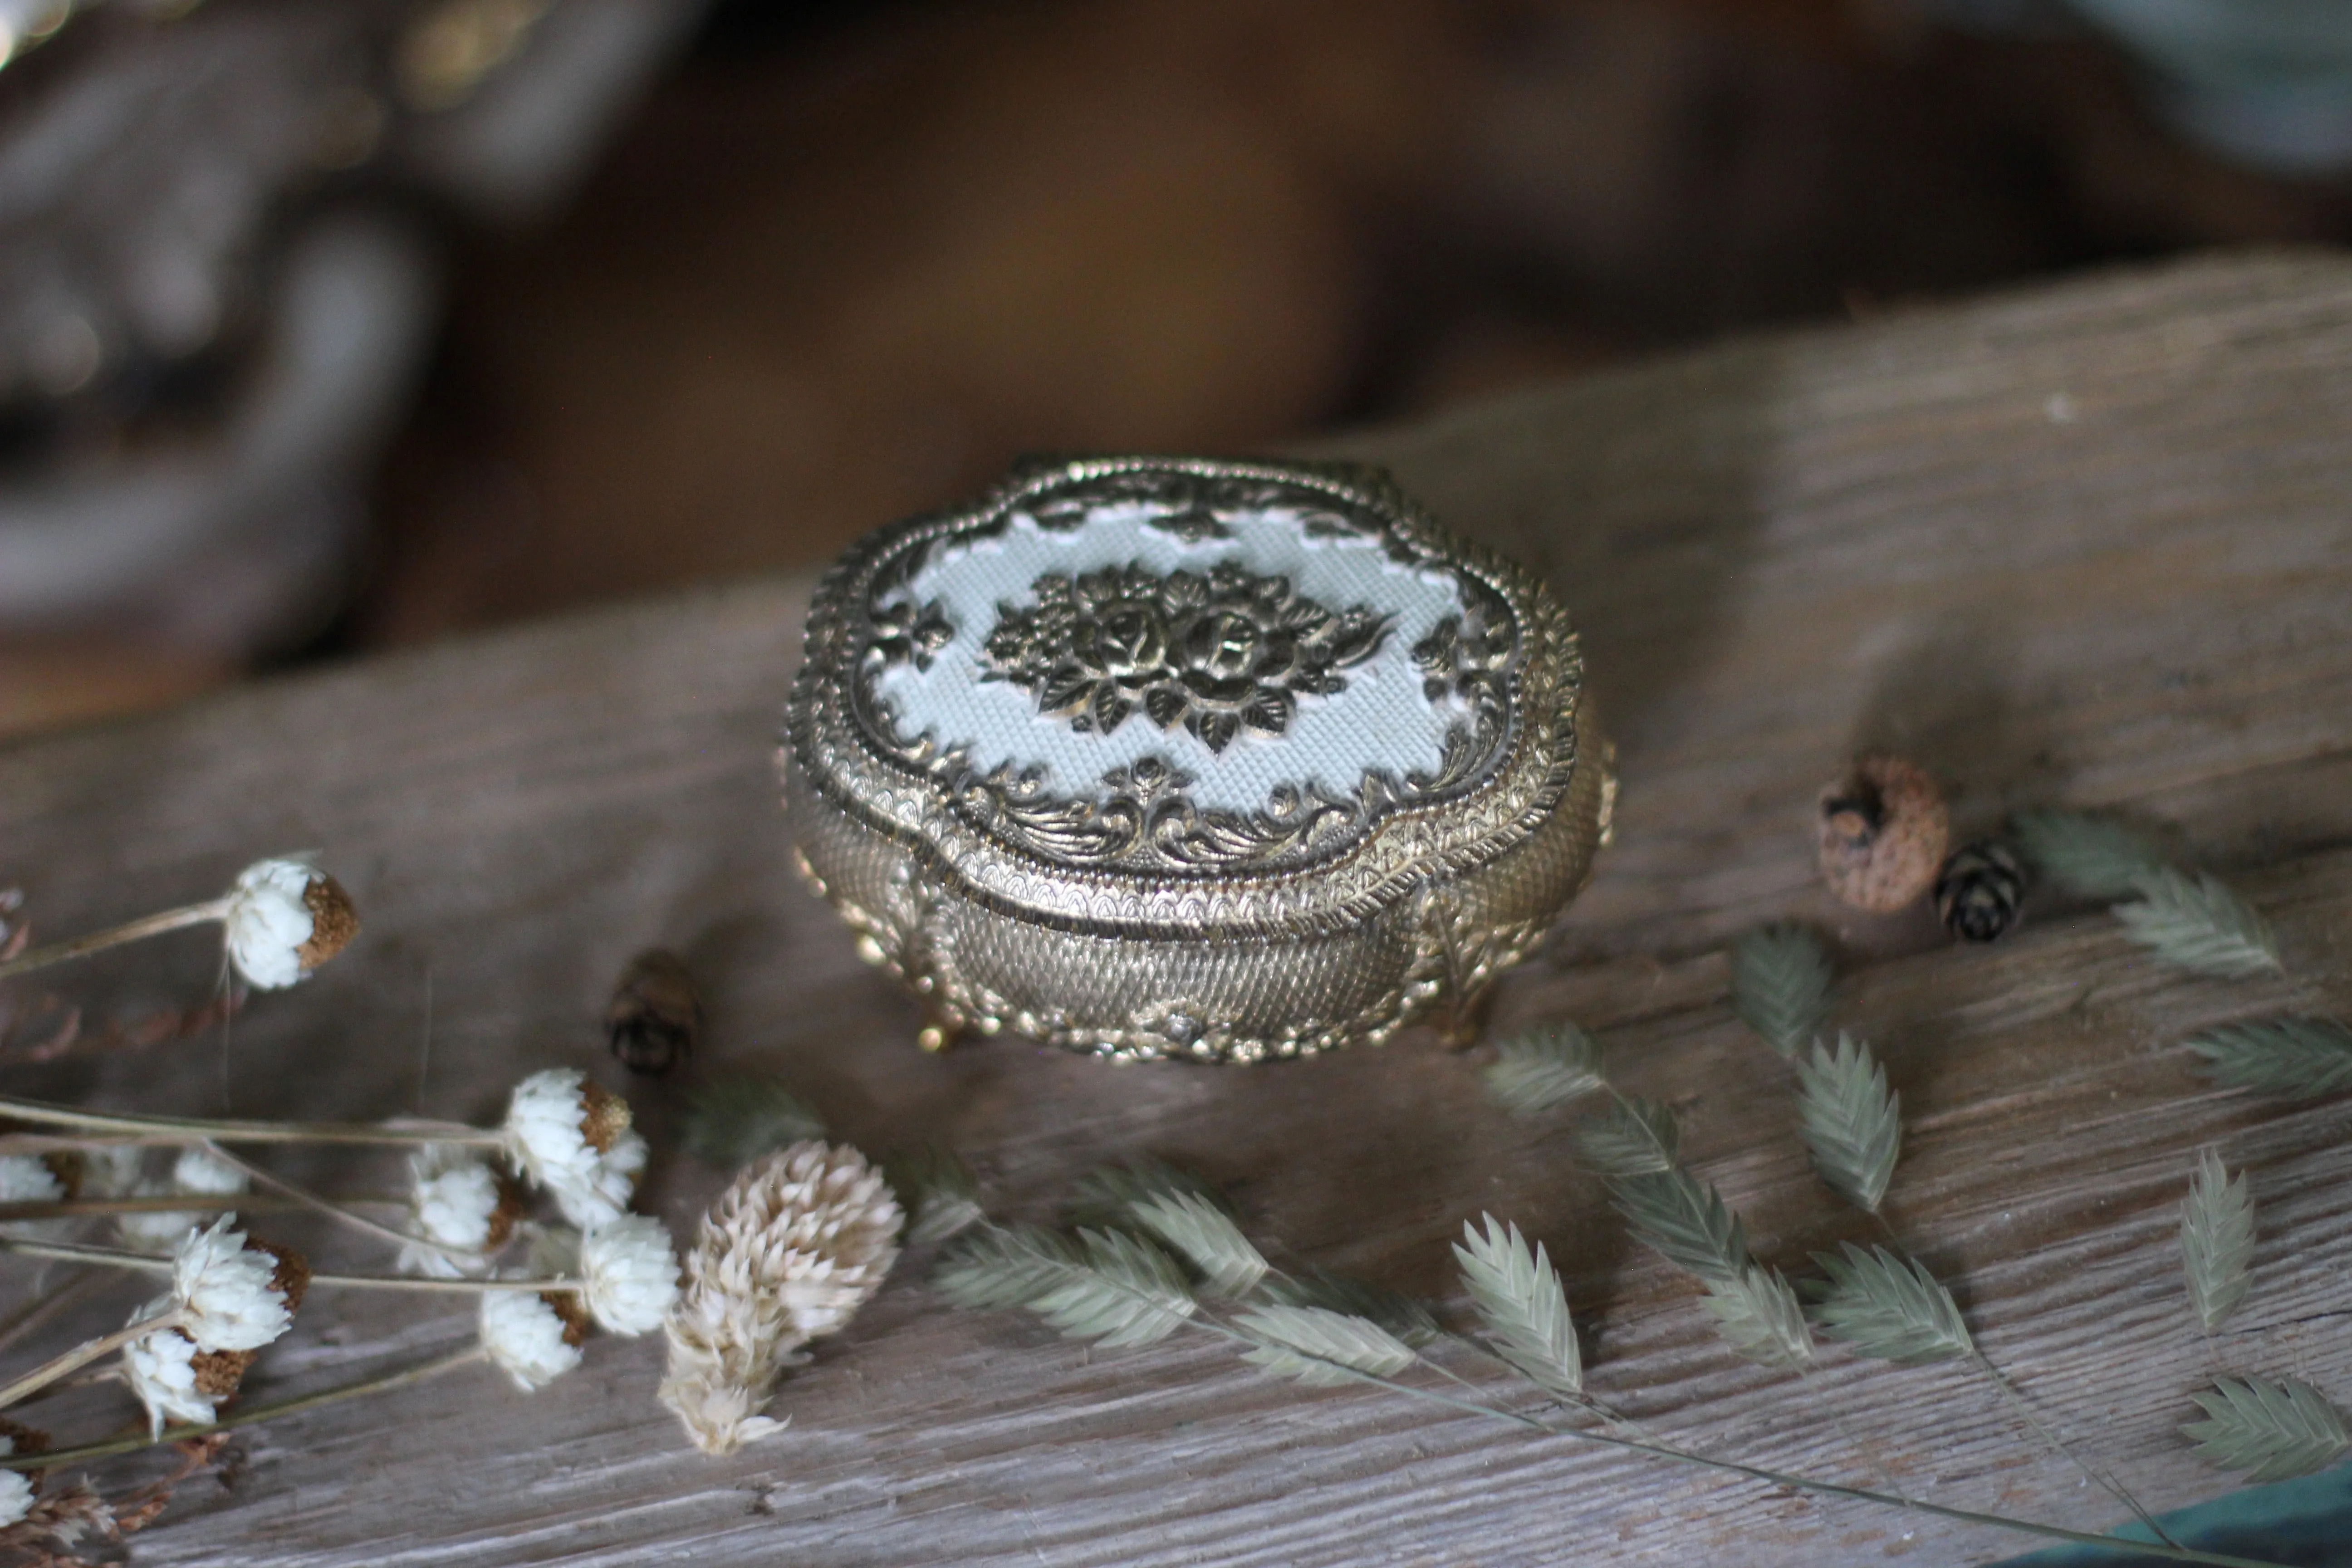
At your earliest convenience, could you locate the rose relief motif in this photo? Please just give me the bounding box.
[978,562,1393,754]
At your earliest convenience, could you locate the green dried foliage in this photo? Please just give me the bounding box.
[1805,1243,1973,1365]
[2113,868,2282,979]
[2012,809,2169,900]
[1731,924,1832,1060]
[1130,1190,1269,1298]
[1793,1033,1901,1215]
[1610,1167,1748,1284]
[1701,1264,1813,1372]
[678,1073,827,1165]
[885,1145,986,1248]
[932,1223,1086,1311]
[1027,1229,1197,1348]
[1257,1267,1442,1348]
[1065,1157,1227,1230]
[1235,1304,1417,1387]
[1573,1096,1681,1179]
[1485,1024,1606,1117]
[1452,1215,1583,1397]
[2183,1377,2351,1484]
[2188,1018,2352,1099]
[2182,1150,2256,1333]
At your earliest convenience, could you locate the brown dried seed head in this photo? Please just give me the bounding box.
[295,875,360,972]
[0,1417,49,1456]
[606,949,701,1077]
[188,1347,255,1399]
[577,1080,632,1154]
[1817,755,1949,914]
[542,1289,593,1348]
[249,1239,311,1317]
[485,1174,528,1252]
[39,1151,81,1200]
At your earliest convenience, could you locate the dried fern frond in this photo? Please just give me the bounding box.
[2113,868,2281,979]
[2182,1150,2255,1332]
[1805,1243,1972,1365]
[1573,1096,1680,1178]
[1027,1229,1197,1348]
[1066,1158,1226,1230]
[1485,1024,1606,1117]
[2012,809,2168,900]
[2183,1377,2350,1483]
[1235,1304,1416,1387]
[1130,1191,1268,1298]
[1451,1215,1582,1397]
[1258,1267,1442,1348]
[1793,1033,1901,1214]
[932,1223,1085,1311]
[2187,1018,2352,1099]
[1731,925,1832,1059]
[1701,1264,1813,1371]
[1610,1168,1747,1284]
[885,1145,985,1248]
[679,1074,827,1165]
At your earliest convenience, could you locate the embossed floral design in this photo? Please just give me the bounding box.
[1412,609,1511,706]
[982,563,1392,753]
[869,597,956,672]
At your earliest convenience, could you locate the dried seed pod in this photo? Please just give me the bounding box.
[607,949,701,1077]
[1934,840,2027,943]
[1816,756,1949,914]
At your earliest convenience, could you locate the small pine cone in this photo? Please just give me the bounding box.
[1817,756,1949,914]
[1935,841,2026,943]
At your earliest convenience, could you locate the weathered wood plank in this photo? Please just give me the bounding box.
[3,252,2352,1564]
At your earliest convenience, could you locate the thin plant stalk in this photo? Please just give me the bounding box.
[1178,1312,2274,1568]
[1971,1347,2179,1548]
[0,901,229,980]
[0,1307,184,1411]
[0,1093,503,1150]
[0,1194,403,1222]
[0,1344,488,1471]
[201,1144,486,1266]
[0,1235,575,1294]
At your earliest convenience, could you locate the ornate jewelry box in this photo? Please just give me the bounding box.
[782,456,1613,1061]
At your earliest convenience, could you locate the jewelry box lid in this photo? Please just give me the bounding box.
[784,455,1590,941]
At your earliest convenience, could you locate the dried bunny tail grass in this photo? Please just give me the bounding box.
[661,1141,904,1455]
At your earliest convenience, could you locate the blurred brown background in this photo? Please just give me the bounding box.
[6,0,2351,734]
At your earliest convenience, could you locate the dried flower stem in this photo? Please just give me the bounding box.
[200,1145,486,1267]
[0,1307,185,1411]
[0,1093,504,1149]
[0,901,229,980]
[0,1194,400,1222]
[0,1344,490,1471]
[0,1236,575,1294]
[1967,1349,2178,1548]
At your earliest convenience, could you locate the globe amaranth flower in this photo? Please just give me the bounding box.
[502,1068,646,1228]
[0,1154,64,1240]
[479,1289,583,1392]
[578,1215,678,1336]
[0,1425,41,1527]
[118,1145,249,1252]
[397,1147,518,1279]
[171,1215,298,1352]
[222,858,359,990]
[659,1141,903,1455]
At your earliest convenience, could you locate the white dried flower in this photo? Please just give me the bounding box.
[479,1289,583,1392]
[0,1154,64,1239]
[221,858,358,990]
[502,1068,643,1228]
[83,1144,146,1197]
[119,1146,250,1252]
[171,1215,293,1352]
[660,1141,902,1456]
[0,1464,29,1529]
[579,1215,678,1336]
[122,1301,214,1437]
[398,1148,511,1279]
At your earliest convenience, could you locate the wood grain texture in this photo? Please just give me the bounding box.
[5,252,2352,1565]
